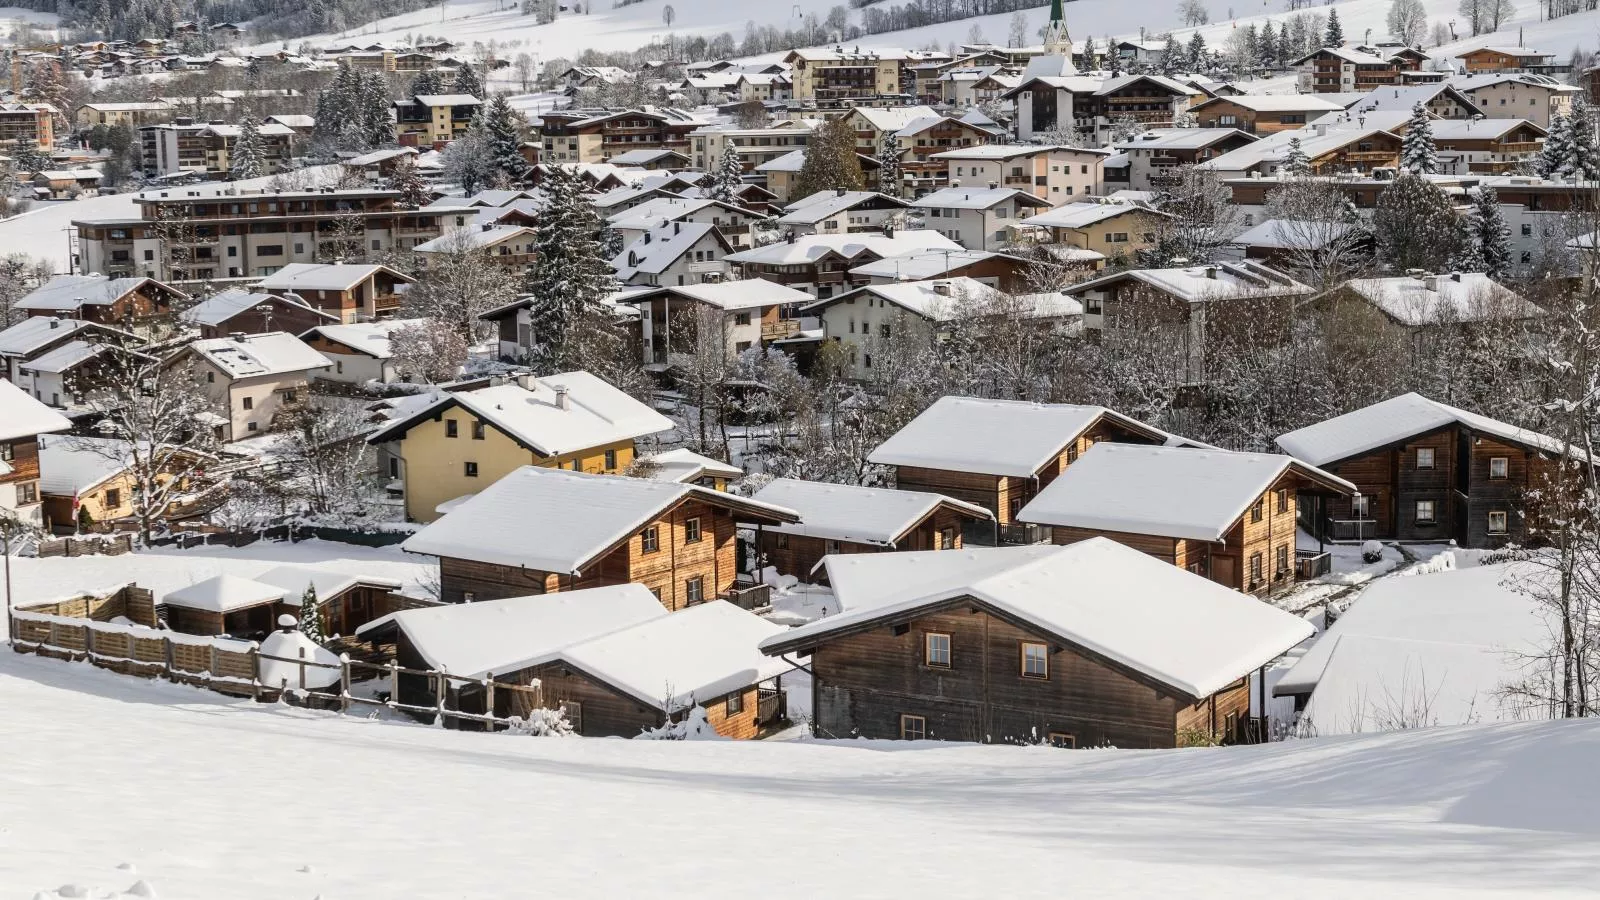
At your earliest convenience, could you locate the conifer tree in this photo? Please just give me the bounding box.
[298,583,325,643]
[1107,36,1123,76]
[876,132,904,199]
[453,63,484,98]
[1187,32,1207,71]
[1324,9,1343,47]
[1566,95,1600,182]
[1450,214,1485,272]
[390,155,432,209]
[529,168,617,369]
[1257,20,1277,68]
[412,69,446,95]
[1539,113,1572,178]
[359,71,395,147]
[1472,186,1514,277]
[1372,173,1460,272]
[792,117,864,200]
[1158,33,1183,74]
[229,117,266,181]
[1283,136,1311,176]
[1400,102,1437,174]
[479,94,527,184]
[709,145,744,203]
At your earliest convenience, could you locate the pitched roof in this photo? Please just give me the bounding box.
[611,222,724,279]
[1071,262,1312,302]
[299,318,427,359]
[182,288,337,328]
[752,478,991,545]
[867,396,1169,477]
[0,379,73,442]
[910,186,1050,211]
[185,332,332,379]
[0,317,103,357]
[1332,273,1543,326]
[1017,443,1352,541]
[254,263,413,292]
[37,435,138,495]
[162,574,286,613]
[635,447,743,483]
[15,275,177,312]
[1276,393,1576,466]
[611,279,813,312]
[724,231,960,266]
[400,467,798,573]
[1193,93,1345,113]
[760,539,1316,700]
[847,248,1021,280]
[778,190,907,225]
[368,371,672,456]
[806,277,1081,323]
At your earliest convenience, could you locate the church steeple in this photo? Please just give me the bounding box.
[1042,0,1071,55]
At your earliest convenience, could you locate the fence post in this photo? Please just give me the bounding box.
[163,635,175,683]
[340,653,351,715]
[297,645,307,693]
[251,645,262,703]
[207,642,218,688]
[484,673,495,731]
[388,659,400,710]
[84,623,95,662]
[435,670,447,728]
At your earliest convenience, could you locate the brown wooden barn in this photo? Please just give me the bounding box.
[748,477,993,580]
[159,574,299,638]
[359,584,791,737]
[400,466,800,608]
[867,396,1187,543]
[1277,393,1577,548]
[759,538,1314,747]
[1017,443,1354,596]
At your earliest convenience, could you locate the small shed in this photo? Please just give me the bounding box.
[251,565,407,637]
[160,574,296,638]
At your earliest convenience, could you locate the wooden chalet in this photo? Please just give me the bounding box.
[633,448,743,490]
[722,231,963,299]
[1188,95,1346,134]
[1277,393,1578,547]
[1017,443,1354,595]
[1307,272,1544,355]
[250,565,414,637]
[1456,47,1554,74]
[867,396,1181,543]
[748,478,993,579]
[182,288,338,341]
[358,585,791,737]
[0,380,72,529]
[253,263,416,324]
[400,466,799,608]
[14,275,186,336]
[758,539,1314,746]
[160,575,299,638]
[0,317,142,385]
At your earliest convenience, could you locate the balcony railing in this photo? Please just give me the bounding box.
[1295,550,1332,580]
[722,582,772,610]
[761,320,800,340]
[998,522,1051,545]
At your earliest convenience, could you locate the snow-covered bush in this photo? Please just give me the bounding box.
[1361,540,1385,564]
[507,707,574,737]
[636,706,725,741]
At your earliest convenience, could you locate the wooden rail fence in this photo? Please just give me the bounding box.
[9,610,538,729]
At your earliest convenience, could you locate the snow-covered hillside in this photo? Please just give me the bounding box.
[246,0,1597,74]
[1,647,1597,899]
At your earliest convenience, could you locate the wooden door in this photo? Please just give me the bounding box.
[1210,555,1238,591]
[344,590,371,634]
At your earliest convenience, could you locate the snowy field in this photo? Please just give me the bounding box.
[0,647,1597,900]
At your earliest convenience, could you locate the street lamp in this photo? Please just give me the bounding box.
[1352,490,1364,544]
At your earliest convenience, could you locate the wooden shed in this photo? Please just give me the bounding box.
[159,574,297,638]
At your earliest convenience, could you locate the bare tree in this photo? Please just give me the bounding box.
[1386,0,1428,45]
[403,229,522,343]
[277,399,378,517]
[390,319,470,383]
[1179,0,1210,26]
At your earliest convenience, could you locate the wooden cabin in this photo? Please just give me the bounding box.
[1277,393,1573,547]
[400,466,800,608]
[758,539,1314,747]
[159,574,298,638]
[183,289,338,341]
[748,478,994,579]
[1017,443,1354,595]
[253,263,416,324]
[0,380,71,529]
[14,275,186,336]
[867,396,1178,543]
[249,565,413,637]
[632,448,742,490]
[359,584,791,737]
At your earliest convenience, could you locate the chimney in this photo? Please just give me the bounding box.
[48,318,59,329]
[786,230,796,243]
[1451,271,1462,282]
[554,385,570,410]
[481,222,492,231]
[642,232,651,244]
[230,331,246,341]
[1204,265,1218,279]
[932,280,952,296]
[988,181,998,190]
[514,372,536,391]
[674,221,681,234]
[835,187,847,197]
[1423,274,1439,291]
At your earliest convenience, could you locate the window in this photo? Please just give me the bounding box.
[1489,457,1508,479]
[280,389,297,403]
[1021,642,1049,679]
[247,422,259,432]
[104,488,121,508]
[604,449,617,470]
[825,539,841,554]
[1416,499,1436,523]
[17,481,38,504]
[1048,732,1076,748]
[389,458,400,478]
[734,312,751,326]
[1066,444,1078,463]
[726,691,744,715]
[641,525,660,553]
[1488,510,1509,534]
[685,575,705,604]
[241,396,253,410]
[1084,296,1103,314]
[899,714,927,740]
[1416,447,1436,469]
[471,421,485,440]
[939,526,955,550]
[1522,223,1533,236]
[775,532,789,549]
[206,371,214,383]
[1250,552,1264,584]
[464,461,479,477]
[1352,494,1370,518]
[445,418,458,438]
[462,591,476,603]
[561,700,583,733]
[684,516,702,543]
[1106,232,1129,243]
[1276,544,1290,576]
[1251,498,1264,523]
[925,632,951,667]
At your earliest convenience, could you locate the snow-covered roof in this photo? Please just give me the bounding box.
[807,277,999,320]
[868,396,1168,477]
[762,539,1315,700]
[401,467,798,574]
[0,317,102,357]
[162,574,286,613]
[0,379,72,442]
[251,564,402,601]
[37,435,136,495]
[1275,562,1550,732]
[1071,262,1312,303]
[1199,124,1403,174]
[1427,118,1542,140]
[847,248,1017,281]
[1343,84,1482,116]
[1276,393,1577,466]
[1232,219,1358,250]
[186,332,332,380]
[930,144,1108,161]
[724,231,960,266]
[182,288,335,327]
[1114,128,1255,152]
[910,187,1049,211]
[607,196,719,230]
[1022,200,1167,230]
[614,279,813,312]
[753,149,807,173]
[635,447,743,484]
[369,371,672,457]
[254,263,411,293]
[299,318,425,359]
[414,224,534,253]
[344,146,417,167]
[611,222,721,279]
[21,339,123,374]
[752,478,991,545]
[848,105,939,131]
[1449,72,1579,94]
[1195,93,1345,112]
[15,275,174,312]
[411,93,482,106]
[358,584,664,678]
[606,148,686,166]
[1017,443,1352,541]
[1333,273,1542,326]
[778,190,905,225]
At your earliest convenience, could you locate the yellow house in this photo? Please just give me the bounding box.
[37,435,211,534]
[394,94,483,146]
[368,370,675,523]
[1021,201,1175,267]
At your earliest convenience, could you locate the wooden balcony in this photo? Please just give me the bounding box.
[373,293,401,312]
[760,320,800,340]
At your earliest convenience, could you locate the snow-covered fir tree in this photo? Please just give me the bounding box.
[478,94,527,185]
[709,145,744,203]
[1373,173,1460,272]
[443,125,495,193]
[876,132,904,199]
[1107,37,1123,76]
[298,583,325,643]
[1400,102,1437,174]
[1565,95,1600,182]
[228,117,266,181]
[359,70,395,147]
[453,63,484,98]
[1324,8,1343,46]
[1158,33,1183,74]
[1187,32,1207,70]
[1283,136,1311,176]
[1539,113,1572,178]
[1450,214,1485,272]
[1472,186,1514,277]
[390,155,432,209]
[1257,20,1276,68]
[529,168,617,369]
[411,69,446,96]
[792,117,864,199]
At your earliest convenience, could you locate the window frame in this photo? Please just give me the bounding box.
[561,700,583,734]
[1488,456,1508,479]
[924,632,952,668]
[1416,446,1435,469]
[464,461,479,478]
[684,516,702,544]
[1488,510,1509,534]
[1415,499,1437,524]
[899,714,927,741]
[725,690,744,715]
[684,575,705,604]
[445,418,459,438]
[1047,732,1076,749]
[641,525,660,554]
[1020,641,1049,679]
[471,420,485,440]
[1250,498,1264,523]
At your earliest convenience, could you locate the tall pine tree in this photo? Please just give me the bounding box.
[876,132,904,199]
[1158,33,1183,74]
[1400,102,1437,174]
[390,155,432,209]
[1373,173,1460,272]
[708,145,744,203]
[1539,112,1572,178]
[229,117,266,181]
[298,583,325,643]
[1187,32,1207,71]
[479,94,527,184]
[1472,186,1513,277]
[453,63,484,98]
[412,69,446,96]
[792,117,864,200]
[1566,95,1600,182]
[1257,20,1277,68]
[529,168,617,370]
[1283,136,1311,176]
[1324,9,1343,47]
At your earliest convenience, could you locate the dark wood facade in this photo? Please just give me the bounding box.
[0,434,42,510]
[201,296,331,340]
[794,599,1251,747]
[1306,425,1551,548]
[758,503,977,579]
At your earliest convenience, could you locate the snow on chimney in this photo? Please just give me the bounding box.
[515,372,536,391]
[932,280,952,296]
[1204,265,1218,279]
[1423,274,1439,291]
[554,385,570,411]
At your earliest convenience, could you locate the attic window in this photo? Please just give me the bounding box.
[891,623,910,637]
[1416,447,1435,469]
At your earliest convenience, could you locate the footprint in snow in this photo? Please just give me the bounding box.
[124,881,157,898]
[115,863,135,872]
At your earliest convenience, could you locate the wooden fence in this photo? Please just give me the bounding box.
[9,610,536,729]
[35,534,135,558]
